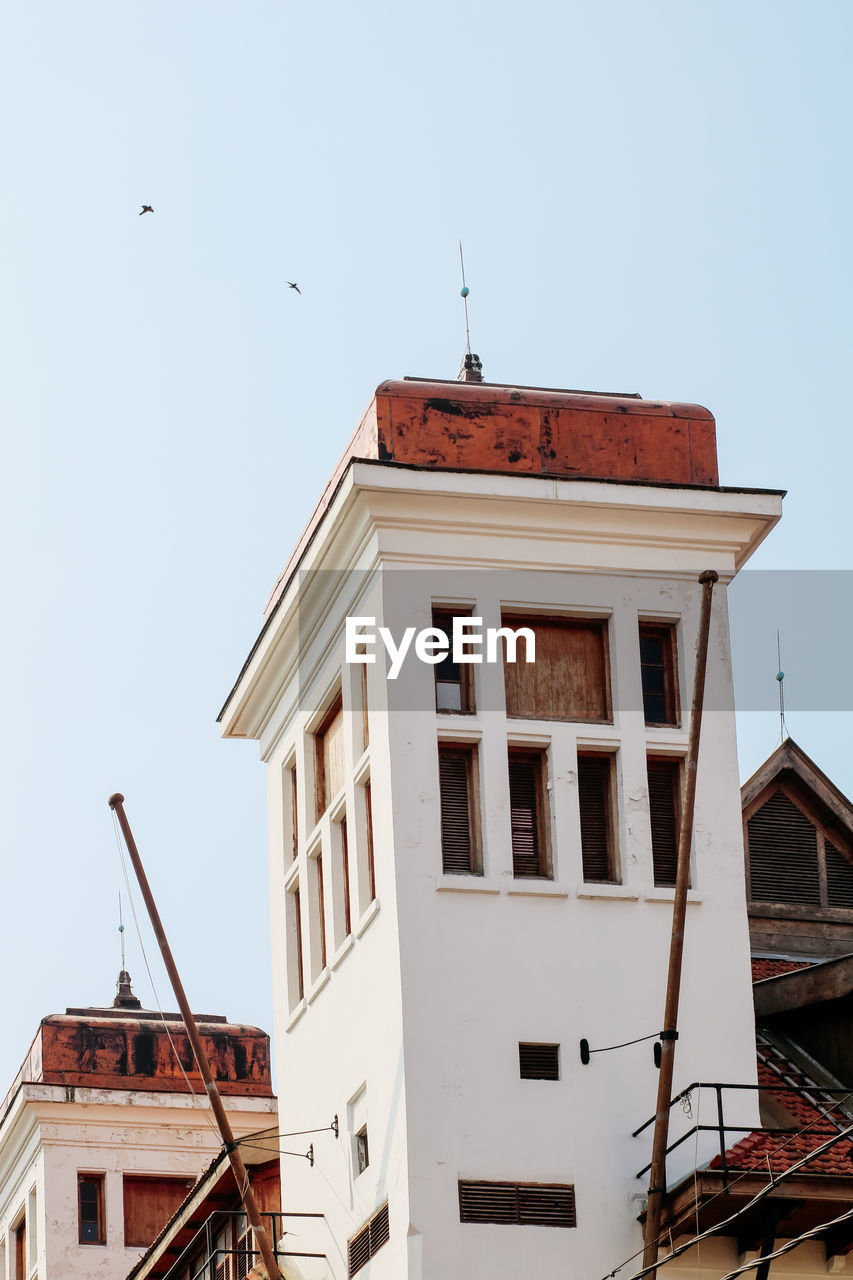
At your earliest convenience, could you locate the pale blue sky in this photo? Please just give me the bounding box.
[1,2,851,1090]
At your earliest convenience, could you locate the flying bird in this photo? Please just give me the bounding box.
[139,205,154,216]
[287,281,301,294]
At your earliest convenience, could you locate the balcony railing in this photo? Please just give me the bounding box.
[160,1209,327,1280]
[633,1080,853,1191]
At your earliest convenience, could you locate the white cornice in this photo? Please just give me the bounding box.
[220,461,782,742]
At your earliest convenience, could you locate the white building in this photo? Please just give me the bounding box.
[219,375,782,1280]
[0,973,276,1280]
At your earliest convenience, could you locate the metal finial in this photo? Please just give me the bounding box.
[776,629,788,742]
[113,890,141,1007]
[457,241,483,382]
[119,889,126,969]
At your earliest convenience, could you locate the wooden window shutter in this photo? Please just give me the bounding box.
[519,1042,560,1080]
[747,792,821,905]
[458,1181,576,1227]
[508,751,545,877]
[648,759,681,887]
[503,617,610,723]
[578,755,614,882]
[122,1176,192,1248]
[439,746,477,874]
[825,840,853,909]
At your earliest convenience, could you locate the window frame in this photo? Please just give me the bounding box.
[78,1172,106,1246]
[314,691,345,823]
[647,755,684,887]
[432,607,476,715]
[639,622,680,727]
[507,745,552,879]
[438,741,482,875]
[501,613,612,724]
[577,751,619,884]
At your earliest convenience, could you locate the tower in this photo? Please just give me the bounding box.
[0,972,276,1280]
[219,376,782,1279]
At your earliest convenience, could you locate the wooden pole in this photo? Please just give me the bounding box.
[641,570,718,1276]
[108,793,283,1280]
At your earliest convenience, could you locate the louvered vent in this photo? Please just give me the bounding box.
[439,749,473,873]
[648,759,681,887]
[519,1042,560,1080]
[347,1202,390,1277]
[458,1181,576,1227]
[748,792,820,904]
[826,840,853,908]
[578,755,612,882]
[509,754,541,877]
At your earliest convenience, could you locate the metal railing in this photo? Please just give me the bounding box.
[160,1209,327,1280]
[633,1080,853,1191]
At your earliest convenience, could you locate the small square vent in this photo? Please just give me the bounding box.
[519,1042,560,1080]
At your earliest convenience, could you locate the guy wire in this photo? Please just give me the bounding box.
[111,810,221,1143]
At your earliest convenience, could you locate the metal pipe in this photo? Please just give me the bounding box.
[641,569,718,1275]
[108,793,283,1280]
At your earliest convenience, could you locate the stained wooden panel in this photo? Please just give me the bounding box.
[503,618,610,722]
[748,792,820,905]
[123,1176,192,1247]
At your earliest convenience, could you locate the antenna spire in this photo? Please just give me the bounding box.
[113,889,141,1008]
[457,240,483,382]
[776,629,788,743]
[118,889,126,969]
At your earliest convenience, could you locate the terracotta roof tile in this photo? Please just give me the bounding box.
[708,1034,853,1177]
[751,958,813,982]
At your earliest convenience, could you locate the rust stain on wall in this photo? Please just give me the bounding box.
[37,1015,273,1096]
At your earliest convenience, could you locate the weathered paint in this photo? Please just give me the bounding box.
[258,377,720,627]
[36,1015,273,1097]
[372,380,718,486]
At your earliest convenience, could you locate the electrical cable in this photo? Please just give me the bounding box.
[618,1116,853,1280]
[598,1089,853,1280]
[715,1200,853,1280]
[111,811,222,1143]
